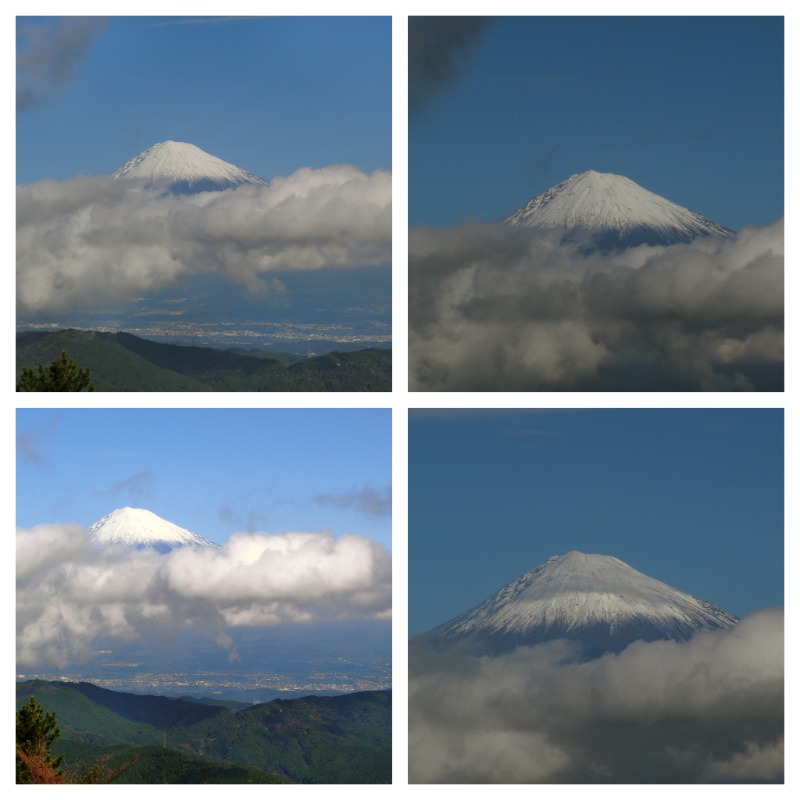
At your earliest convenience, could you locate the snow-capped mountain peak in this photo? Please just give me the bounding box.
[88,507,219,553]
[423,551,738,657]
[503,171,734,250]
[111,140,266,193]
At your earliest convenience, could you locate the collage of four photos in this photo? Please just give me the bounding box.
[14,11,787,789]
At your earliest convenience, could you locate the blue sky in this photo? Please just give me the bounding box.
[409,16,784,231]
[17,16,391,183]
[408,409,783,636]
[17,408,391,550]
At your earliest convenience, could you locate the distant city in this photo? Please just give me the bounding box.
[18,267,392,354]
[17,318,391,354]
[17,664,391,703]
[17,620,392,703]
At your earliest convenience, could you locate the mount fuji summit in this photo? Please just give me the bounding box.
[421,551,738,658]
[88,507,219,553]
[503,171,735,251]
[111,140,266,193]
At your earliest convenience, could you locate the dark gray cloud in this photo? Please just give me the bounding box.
[315,485,392,517]
[17,523,391,669]
[409,220,783,390]
[17,17,107,109]
[409,17,492,112]
[17,166,391,315]
[409,609,784,783]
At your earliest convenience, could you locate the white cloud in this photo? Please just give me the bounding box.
[17,166,391,315]
[16,524,391,670]
[409,220,783,390]
[409,609,784,783]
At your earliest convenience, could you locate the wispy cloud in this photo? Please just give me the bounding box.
[409,410,572,439]
[410,409,571,422]
[147,17,265,27]
[532,144,560,178]
[92,471,155,504]
[17,17,107,110]
[17,430,47,466]
[314,485,392,517]
[409,17,492,113]
[218,503,272,534]
[217,481,281,532]
[16,416,60,466]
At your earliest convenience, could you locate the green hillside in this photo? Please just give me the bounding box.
[16,329,391,391]
[55,741,289,784]
[17,680,391,784]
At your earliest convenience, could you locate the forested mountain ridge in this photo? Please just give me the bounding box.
[17,330,391,391]
[16,680,391,783]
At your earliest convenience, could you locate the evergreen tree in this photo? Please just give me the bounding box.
[16,696,64,783]
[17,350,95,391]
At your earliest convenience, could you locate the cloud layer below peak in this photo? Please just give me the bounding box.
[410,220,783,391]
[17,165,391,315]
[17,523,391,669]
[410,609,784,783]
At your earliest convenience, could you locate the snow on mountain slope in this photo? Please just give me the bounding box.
[503,171,735,250]
[111,140,266,193]
[424,551,738,656]
[88,507,219,552]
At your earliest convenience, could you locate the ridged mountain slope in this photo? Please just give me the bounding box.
[503,171,734,250]
[88,507,219,552]
[111,140,266,193]
[424,551,738,657]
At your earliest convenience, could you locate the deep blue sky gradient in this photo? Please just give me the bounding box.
[410,16,783,231]
[17,16,391,183]
[409,409,783,636]
[17,408,392,550]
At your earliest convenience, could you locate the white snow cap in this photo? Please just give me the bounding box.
[503,170,734,246]
[88,506,219,551]
[111,140,266,191]
[427,550,737,654]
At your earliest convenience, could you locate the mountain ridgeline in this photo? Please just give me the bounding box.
[111,140,267,193]
[89,507,219,552]
[16,330,391,392]
[418,551,738,658]
[503,170,735,251]
[16,680,391,784]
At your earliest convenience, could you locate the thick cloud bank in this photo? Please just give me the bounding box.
[17,165,391,315]
[409,220,783,391]
[409,609,784,783]
[17,524,391,669]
